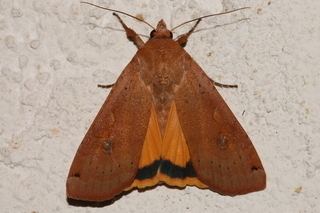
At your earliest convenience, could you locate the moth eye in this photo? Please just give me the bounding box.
[169,31,173,39]
[150,30,156,38]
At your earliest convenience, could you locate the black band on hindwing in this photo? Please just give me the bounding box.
[135,159,196,180]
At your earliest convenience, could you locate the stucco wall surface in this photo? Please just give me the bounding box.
[0,0,319,212]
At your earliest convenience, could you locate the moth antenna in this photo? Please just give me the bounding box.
[171,7,250,31]
[80,1,155,30]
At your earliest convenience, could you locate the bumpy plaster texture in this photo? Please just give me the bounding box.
[0,0,319,212]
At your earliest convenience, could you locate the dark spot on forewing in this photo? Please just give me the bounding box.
[217,135,229,150]
[251,166,261,171]
[103,139,113,154]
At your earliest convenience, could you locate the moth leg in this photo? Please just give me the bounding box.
[211,80,238,88]
[113,13,145,49]
[176,19,201,47]
[97,83,115,89]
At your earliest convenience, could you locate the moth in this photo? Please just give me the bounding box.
[67,2,266,202]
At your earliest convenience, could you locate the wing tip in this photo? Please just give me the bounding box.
[209,169,266,196]
[66,176,135,202]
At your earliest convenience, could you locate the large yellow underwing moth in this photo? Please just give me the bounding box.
[67,2,266,202]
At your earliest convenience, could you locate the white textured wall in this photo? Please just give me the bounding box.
[1,0,319,212]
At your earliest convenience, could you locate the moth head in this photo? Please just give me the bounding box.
[150,20,173,39]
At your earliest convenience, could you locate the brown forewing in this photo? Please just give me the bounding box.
[174,53,266,195]
[67,57,153,201]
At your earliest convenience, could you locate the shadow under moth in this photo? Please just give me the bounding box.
[67,2,266,202]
